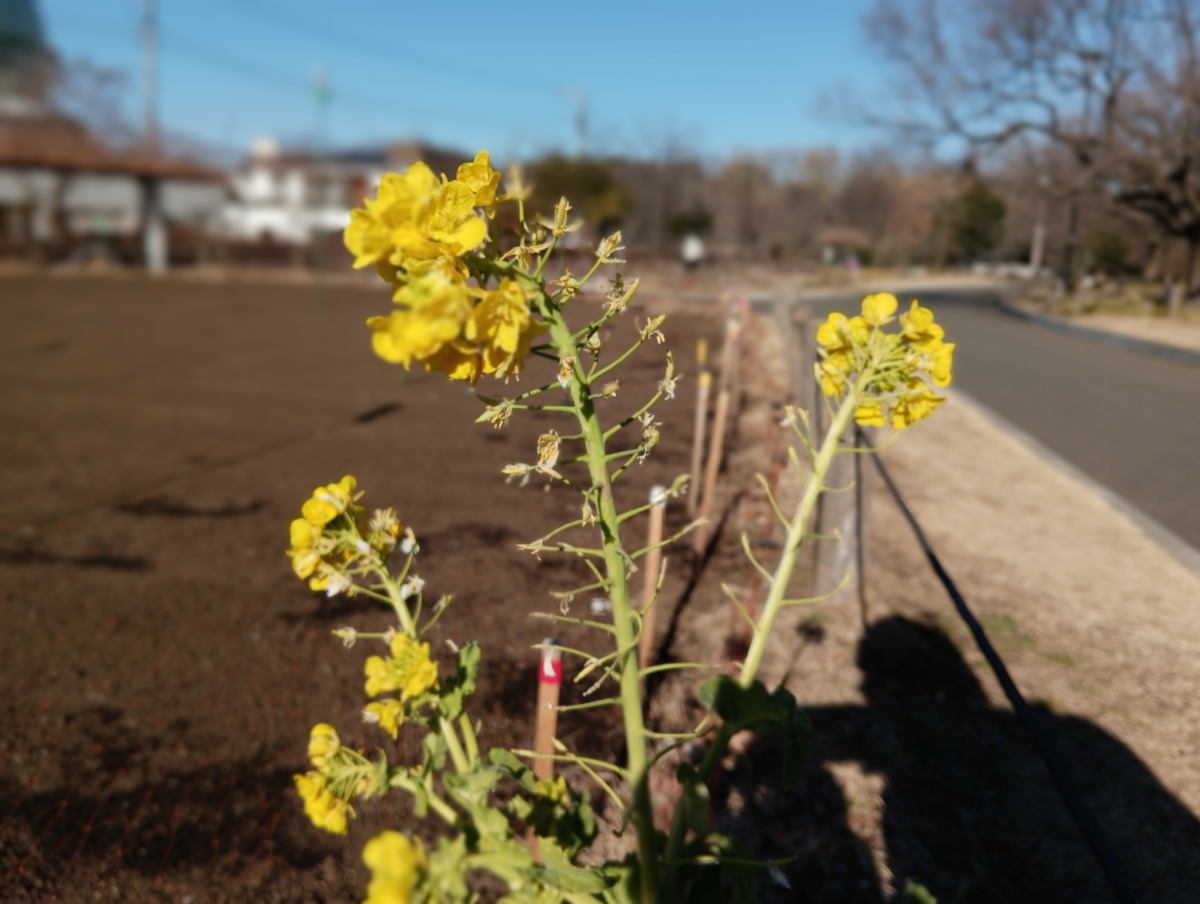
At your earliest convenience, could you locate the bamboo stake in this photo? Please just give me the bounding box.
[638,485,668,689]
[717,314,741,394]
[693,387,731,561]
[686,341,711,517]
[533,639,562,782]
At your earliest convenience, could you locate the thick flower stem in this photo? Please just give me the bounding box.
[544,307,658,902]
[662,382,865,900]
[736,387,860,686]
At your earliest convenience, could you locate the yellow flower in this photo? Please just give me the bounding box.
[421,180,488,256]
[927,340,955,387]
[301,475,358,527]
[890,386,945,429]
[362,831,426,904]
[854,400,886,426]
[368,269,475,371]
[899,299,945,348]
[364,635,439,701]
[392,634,439,700]
[345,159,491,273]
[344,167,436,270]
[294,770,353,835]
[307,723,341,768]
[470,278,546,379]
[860,293,898,327]
[456,150,502,217]
[287,517,323,579]
[815,348,856,397]
[309,562,354,597]
[364,699,405,739]
[816,312,869,353]
[420,339,483,384]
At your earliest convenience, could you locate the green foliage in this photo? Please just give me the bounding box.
[666,207,713,238]
[903,878,938,904]
[940,177,1006,264]
[697,677,811,789]
[1082,232,1133,275]
[440,641,482,720]
[530,155,632,232]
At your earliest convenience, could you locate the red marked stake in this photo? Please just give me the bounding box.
[533,640,562,783]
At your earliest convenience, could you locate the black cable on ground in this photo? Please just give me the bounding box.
[866,442,1140,904]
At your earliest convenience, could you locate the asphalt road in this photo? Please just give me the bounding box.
[804,287,1200,555]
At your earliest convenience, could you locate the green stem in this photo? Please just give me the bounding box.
[542,299,658,902]
[736,381,862,686]
[440,716,470,774]
[379,567,416,635]
[458,714,480,767]
[662,378,867,899]
[390,774,458,825]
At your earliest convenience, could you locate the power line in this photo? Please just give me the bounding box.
[51,12,528,133]
[216,0,561,97]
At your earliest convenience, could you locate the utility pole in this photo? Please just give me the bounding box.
[564,87,588,158]
[311,67,332,278]
[142,0,158,150]
[141,0,167,273]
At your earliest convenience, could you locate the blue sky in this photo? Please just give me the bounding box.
[39,0,891,163]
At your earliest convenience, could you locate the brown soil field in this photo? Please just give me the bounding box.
[0,273,731,902]
[3,273,1198,903]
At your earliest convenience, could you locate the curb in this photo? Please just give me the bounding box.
[948,387,1200,581]
[995,299,1200,367]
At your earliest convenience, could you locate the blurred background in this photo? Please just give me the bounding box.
[1,0,1198,302]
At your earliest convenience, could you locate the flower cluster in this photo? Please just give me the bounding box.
[815,293,956,429]
[363,831,427,904]
[347,152,547,384]
[363,633,439,739]
[293,723,381,835]
[286,476,406,597]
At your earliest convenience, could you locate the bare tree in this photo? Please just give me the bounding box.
[49,57,137,147]
[866,0,1200,303]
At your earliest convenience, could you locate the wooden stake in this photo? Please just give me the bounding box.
[639,485,668,687]
[687,370,711,517]
[693,387,731,561]
[717,315,741,394]
[533,640,562,783]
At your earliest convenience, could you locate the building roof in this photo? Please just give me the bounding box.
[0,115,224,182]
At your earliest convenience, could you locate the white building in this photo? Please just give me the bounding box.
[222,138,471,247]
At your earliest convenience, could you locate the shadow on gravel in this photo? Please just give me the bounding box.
[720,616,1200,903]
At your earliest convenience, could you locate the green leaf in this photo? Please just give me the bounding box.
[904,879,938,904]
[422,730,447,775]
[426,834,471,901]
[697,678,811,790]
[697,676,779,730]
[489,748,540,792]
[444,763,504,803]
[538,838,614,894]
[439,642,482,720]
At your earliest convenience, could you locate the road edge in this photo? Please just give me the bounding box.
[948,386,1200,580]
[994,298,1200,367]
